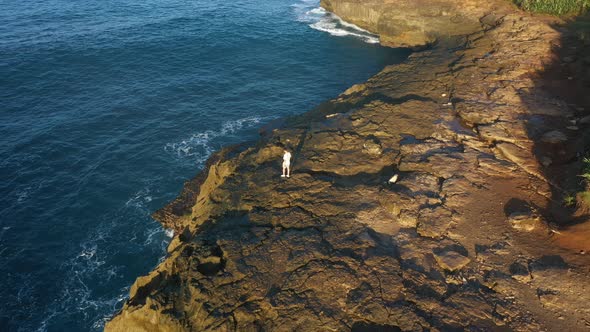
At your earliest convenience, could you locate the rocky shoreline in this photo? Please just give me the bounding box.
[106,1,590,330]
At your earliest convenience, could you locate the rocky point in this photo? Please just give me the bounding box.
[106,0,590,330]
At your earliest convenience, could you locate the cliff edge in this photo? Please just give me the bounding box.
[320,0,507,48]
[106,1,590,331]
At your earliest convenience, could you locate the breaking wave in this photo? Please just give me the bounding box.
[293,1,380,44]
[164,116,267,166]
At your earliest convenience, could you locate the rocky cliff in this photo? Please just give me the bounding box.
[106,1,590,331]
[320,0,502,48]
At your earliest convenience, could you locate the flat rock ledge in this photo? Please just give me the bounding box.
[106,1,590,331]
[433,250,471,272]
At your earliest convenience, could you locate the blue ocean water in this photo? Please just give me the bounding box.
[0,0,407,330]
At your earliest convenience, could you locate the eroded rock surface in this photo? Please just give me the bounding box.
[320,0,505,48]
[106,1,590,331]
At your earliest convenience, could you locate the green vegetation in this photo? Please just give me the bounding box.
[579,191,590,205]
[513,0,590,15]
[563,157,590,208]
[576,156,590,208]
[563,194,577,207]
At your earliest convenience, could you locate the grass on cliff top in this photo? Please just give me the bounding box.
[563,157,590,207]
[513,0,590,15]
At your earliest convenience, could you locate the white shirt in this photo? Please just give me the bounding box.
[283,152,291,164]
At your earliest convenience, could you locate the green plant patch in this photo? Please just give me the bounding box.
[564,194,577,207]
[513,0,590,15]
[578,191,590,206]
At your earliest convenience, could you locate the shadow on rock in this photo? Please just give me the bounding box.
[521,13,590,228]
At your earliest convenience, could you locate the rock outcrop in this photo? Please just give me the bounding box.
[106,1,590,331]
[320,0,506,48]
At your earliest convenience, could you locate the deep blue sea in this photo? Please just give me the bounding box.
[0,0,407,330]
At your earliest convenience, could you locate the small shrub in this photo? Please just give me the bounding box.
[577,156,590,209]
[513,0,590,15]
[578,191,590,207]
[563,194,577,207]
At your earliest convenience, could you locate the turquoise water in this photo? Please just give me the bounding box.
[0,0,407,330]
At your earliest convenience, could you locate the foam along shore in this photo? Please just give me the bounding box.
[304,6,380,43]
[106,0,590,330]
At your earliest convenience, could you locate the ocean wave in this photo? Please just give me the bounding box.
[125,187,153,218]
[164,116,266,166]
[293,1,380,44]
[31,182,171,331]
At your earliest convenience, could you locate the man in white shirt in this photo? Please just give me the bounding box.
[282,150,292,178]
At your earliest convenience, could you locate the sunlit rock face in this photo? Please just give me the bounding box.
[320,0,503,48]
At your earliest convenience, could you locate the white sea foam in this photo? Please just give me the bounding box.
[35,182,172,332]
[293,1,380,44]
[164,116,266,166]
[144,226,163,246]
[125,187,153,218]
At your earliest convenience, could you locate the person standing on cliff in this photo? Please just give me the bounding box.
[281,149,292,178]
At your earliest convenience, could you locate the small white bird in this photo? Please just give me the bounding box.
[388,174,399,184]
